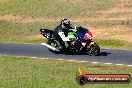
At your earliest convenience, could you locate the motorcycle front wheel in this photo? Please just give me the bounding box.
[87,43,100,56]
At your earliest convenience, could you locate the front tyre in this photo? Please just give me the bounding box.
[87,43,100,56]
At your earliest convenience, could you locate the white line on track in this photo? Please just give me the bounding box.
[67,60,76,62]
[92,62,99,64]
[116,64,123,66]
[40,58,49,60]
[57,59,64,61]
[127,65,132,67]
[27,57,132,67]
[1,54,132,67]
[78,61,87,63]
[104,63,112,65]
[30,57,37,59]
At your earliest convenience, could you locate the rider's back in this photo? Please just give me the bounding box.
[53,24,63,41]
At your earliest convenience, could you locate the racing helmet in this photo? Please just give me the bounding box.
[61,18,70,29]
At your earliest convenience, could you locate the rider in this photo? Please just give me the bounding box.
[53,18,92,48]
[53,18,76,42]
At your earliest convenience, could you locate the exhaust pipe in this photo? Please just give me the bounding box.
[41,43,60,51]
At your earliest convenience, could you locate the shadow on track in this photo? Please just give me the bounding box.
[65,52,111,56]
[99,52,111,56]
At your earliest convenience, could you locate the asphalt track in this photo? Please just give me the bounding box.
[0,43,132,66]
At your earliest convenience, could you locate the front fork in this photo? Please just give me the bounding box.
[86,41,94,49]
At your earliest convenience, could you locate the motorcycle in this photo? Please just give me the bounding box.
[40,27,100,56]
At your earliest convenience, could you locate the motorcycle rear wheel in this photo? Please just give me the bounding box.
[47,40,63,54]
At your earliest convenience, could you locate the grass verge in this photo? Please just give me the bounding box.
[0,20,132,50]
[0,20,57,43]
[0,55,132,88]
[0,0,116,17]
[94,39,132,50]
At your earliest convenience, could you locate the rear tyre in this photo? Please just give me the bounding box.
[47,40,64,54]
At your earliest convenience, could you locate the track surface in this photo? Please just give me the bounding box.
[0,43,132,65]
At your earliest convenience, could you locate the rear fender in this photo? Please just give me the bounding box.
[40,29,53,39]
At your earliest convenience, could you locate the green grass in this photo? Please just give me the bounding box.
[0,20,57,43]
[0,21,132,49]
[94,39,132,50]
[91,20,132,28]
[0,56,132,88]
[0,0,132,88]
[0,0,116,17]
[76,19,132,28]
[0,0,132,49]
